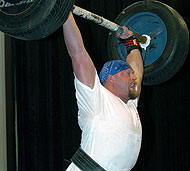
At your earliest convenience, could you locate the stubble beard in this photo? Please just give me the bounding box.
[129,87,138,100]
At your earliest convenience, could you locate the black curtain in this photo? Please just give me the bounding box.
[13,28,80,171]
[11,0,190,171]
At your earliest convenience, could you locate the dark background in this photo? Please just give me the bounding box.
[6,0,190,171]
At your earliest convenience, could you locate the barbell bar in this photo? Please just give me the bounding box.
[72,5,149,45]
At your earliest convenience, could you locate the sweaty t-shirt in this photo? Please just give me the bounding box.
[66,72,142,171]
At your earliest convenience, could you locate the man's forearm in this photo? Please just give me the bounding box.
[127,49,144,80]
[63,13,86,58]
[63,12,96,89]
[127,49,144,99]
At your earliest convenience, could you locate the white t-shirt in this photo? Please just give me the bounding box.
[66,72,142,171]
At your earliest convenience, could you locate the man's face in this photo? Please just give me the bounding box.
[112,69,138,100]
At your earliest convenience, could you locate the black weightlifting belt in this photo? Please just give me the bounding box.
[71,147,106,171]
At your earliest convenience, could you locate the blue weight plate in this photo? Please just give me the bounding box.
[117,12,167,67]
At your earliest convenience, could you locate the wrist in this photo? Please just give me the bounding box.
[118,35,142,54]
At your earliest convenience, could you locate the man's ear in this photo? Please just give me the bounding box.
[107,75,115,82]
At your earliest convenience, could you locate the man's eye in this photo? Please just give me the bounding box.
[126,72,130,76]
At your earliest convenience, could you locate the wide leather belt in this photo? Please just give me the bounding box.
[71,147,106,171]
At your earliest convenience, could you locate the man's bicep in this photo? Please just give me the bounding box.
[71,51,96,89]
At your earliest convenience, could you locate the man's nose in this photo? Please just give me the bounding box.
[131,74,137,81]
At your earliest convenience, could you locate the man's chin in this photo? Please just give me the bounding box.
[129,90,138,100]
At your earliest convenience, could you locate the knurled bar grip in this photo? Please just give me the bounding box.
[72,5,124,34]
[71,147,106,171]
[72,5,147,44]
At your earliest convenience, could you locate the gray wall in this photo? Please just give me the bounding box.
[0,32,7,171]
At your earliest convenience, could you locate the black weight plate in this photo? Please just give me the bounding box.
[107,1,189,85]
[0,0,75,40]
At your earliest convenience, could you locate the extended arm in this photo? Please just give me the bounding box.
[127,49,143,100]
[118,27,144,100]
[63,13,96,89]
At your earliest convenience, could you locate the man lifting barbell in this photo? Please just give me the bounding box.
[63,12,143,171]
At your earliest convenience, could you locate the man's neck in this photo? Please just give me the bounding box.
[104,85,129,103]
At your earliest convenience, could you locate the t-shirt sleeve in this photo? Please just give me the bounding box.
[74,72,103,119]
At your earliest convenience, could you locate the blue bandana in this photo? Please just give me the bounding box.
[99,60,132,85]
